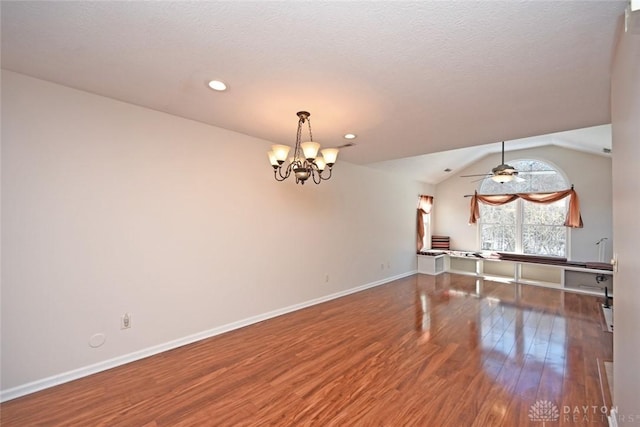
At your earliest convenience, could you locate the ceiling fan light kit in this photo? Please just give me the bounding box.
[267,111,339,185]
[492,173,514,183]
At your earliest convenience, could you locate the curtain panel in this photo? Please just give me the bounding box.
[468,188,583,228]
[417,195,434,251]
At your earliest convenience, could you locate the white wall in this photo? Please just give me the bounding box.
[432,145,613,261]
[0,71,424,396]
[611,18,640,425]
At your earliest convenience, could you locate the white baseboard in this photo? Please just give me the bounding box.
[0,270,416,402]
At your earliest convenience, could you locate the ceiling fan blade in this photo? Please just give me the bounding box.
[519,169,555,175]
[460,173,492,178]
[336,142,356,149]
[471,177,488,183]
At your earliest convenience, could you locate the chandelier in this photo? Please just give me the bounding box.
[267,111,339,185]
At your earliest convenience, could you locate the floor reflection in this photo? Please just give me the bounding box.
[414,273,569,395]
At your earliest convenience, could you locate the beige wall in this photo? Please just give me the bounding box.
[611,17,640,424]
[0,71,425,396]
[433,145,613,262]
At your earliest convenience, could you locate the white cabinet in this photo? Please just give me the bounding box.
[564,268,613,295]
[418,253,613,296]
[417,254,446,275]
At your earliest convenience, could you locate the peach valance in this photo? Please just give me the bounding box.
[468,188,583,228]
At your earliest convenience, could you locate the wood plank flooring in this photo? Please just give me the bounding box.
[0,273,613,426]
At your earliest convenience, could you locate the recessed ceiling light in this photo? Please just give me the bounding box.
[344,133,357,140]
[207,80,227,91]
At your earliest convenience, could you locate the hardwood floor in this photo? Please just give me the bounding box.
[1,273,613,426]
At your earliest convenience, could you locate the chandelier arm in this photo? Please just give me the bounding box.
[311,167,322,185]
[320,167,333,180]
[275,164,292,181]
[284,164,293,179]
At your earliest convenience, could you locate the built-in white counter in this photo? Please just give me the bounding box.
[417,252,613,297]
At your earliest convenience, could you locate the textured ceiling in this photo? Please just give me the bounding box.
[368,124,612,184]
[0,1,626,172]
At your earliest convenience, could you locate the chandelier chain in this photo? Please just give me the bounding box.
[296,118,303,161]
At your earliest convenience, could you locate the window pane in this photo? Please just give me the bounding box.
[522,199,566,256]
[480,203,516,224]
[479,201,517,252]
[481,224,516,252]
[522,225,566,256]
[523,199,567,224]
[514,160,567,192]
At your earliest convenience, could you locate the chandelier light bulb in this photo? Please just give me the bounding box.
[321,148,339,166]
[267,151,279,167]
[301,141,320,160]
[271,144,291,162]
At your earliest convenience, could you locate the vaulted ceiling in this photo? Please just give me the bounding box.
[1,1,625,180]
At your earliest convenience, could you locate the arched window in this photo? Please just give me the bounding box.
[478,159,569,256]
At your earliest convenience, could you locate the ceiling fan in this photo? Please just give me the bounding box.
[460,141,524,183]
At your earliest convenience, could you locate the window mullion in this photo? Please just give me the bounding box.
[516,199,523,253]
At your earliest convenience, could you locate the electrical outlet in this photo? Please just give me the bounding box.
[121,313,131,329]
